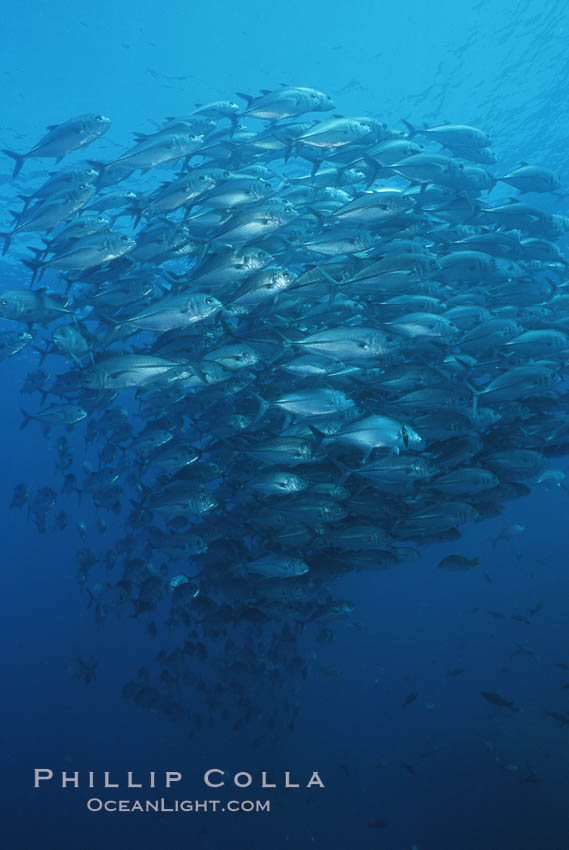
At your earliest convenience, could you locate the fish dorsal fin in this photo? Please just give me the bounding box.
[260,89,271,95]
[520,161,528,166]
[46,124,59,131]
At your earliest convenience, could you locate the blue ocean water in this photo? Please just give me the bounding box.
[1,1,569,848]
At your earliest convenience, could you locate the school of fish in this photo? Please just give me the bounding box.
[3,84,569,734]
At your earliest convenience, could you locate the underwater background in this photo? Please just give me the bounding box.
[1,1,569,849]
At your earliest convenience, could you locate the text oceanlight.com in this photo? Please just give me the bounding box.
[86,798,271,813]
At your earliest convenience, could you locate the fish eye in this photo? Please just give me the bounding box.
[96,115,104,120]
[121,235,130,242]
[1,299,7,306]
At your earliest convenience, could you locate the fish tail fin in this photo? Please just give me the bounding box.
[98,312,122,328]
[195,239,211,264]
[132,206,145,228]
[21,257,44,285]
[310,160,323,178]
[97,313,123,346]
[236,91,253,105]
[251,392,269,422]
[229,115,239,139]
[32,343,51,366]
[2,148,26,178]
[362,155,380,188]
[0,231,14,255]
[402,119,417,138]
[330,457,353,485]
[27,244,48,260]
[307,424,327,451]
[465,380,480,416]
[19,409,32,430]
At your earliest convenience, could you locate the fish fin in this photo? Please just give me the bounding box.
[330,457,353,485]
[0,231,14,255]
[19,409,32,430]
[21,257,45,285]
[361,155,380,188]
[229,115,239,139]
[307,424,327,450]
[25,244,43,257]
[402,119,417,138]
[310,160,323,178]
[32,343,51,366]
[250,392,269,422]
[236,91,254,105]
[2,149,26,178]
[128,203,145,228]
[465,380,480,416]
